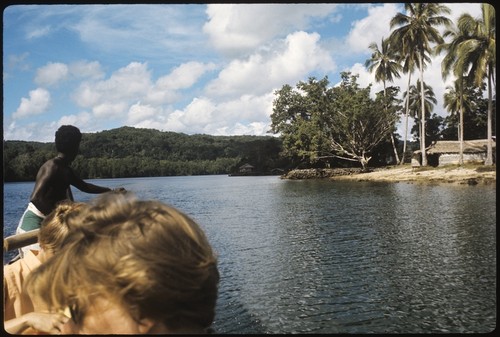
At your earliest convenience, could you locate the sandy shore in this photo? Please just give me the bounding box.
[329,166,496,185]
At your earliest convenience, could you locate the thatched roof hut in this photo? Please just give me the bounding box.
[412,139,495,167]
[427,139,494,154]
[239,163,255,173]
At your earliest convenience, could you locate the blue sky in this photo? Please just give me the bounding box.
[3,3,482,142]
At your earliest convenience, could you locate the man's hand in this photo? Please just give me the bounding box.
[4,311,70,334]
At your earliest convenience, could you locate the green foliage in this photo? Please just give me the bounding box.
[270,73,401,169]
[3,127,291,181]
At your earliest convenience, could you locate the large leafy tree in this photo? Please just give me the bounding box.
[270,78,332,164]
[270,73,400,170]
[454,3,496,165]
[365,37,403,164]
[390,3,451,166]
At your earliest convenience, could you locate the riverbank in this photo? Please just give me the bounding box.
[283,164,496,185]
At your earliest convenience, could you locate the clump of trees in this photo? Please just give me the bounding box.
[4,127,292,182]
[270,73,401,170]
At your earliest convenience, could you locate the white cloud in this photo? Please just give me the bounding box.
[58,111,93,128]
[27,25,51,39]
[72,62,152,108]
[69,61,105,80]
[12,88,51,119]
[92,102,128,119]
[127,102,159,124]
[126,91,275,137]
[146,61,217,105]
[35,62,69,87]
[206,31,335,99]
[156,61,216,90]
[203,3,340,57]
[346,3,400,54]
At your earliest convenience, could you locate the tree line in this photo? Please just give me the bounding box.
[270,3,495,169]
[3,127,292,182]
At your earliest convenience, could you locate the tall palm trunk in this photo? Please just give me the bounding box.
[418,53,427,166]
[485,66,493,165]
[400,72,412,165]
[458,77,464,166]
[383,84,400,164]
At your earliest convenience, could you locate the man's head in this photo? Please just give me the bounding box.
[55,125,82,157]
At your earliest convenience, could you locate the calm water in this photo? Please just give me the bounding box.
[3,175,496,333]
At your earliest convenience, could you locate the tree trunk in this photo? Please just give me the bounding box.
[485,67,493,165]
[419,53,427,166]
[459,86,464,166]
[400,73,412,165]
[383,82,399,165]
[390,133,399,164]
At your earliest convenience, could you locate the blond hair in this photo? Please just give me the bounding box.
[26,192,219,332]
[38,201,86,255]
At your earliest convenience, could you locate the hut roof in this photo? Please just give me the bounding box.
[239,163,255,169]
[426,139,495,154]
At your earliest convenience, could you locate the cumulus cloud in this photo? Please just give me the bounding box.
[203,3,340,57]
[127,102,160,124]
[346,3,400,54]
[69,60,105,80]
[35,62,69,87]
[72,62,152,108]
[127,92,274,136]
[13,88,51,119]
[58,111,93,128]
[146,61,217,105]
[205,31,335,98]
[34,60,105,88]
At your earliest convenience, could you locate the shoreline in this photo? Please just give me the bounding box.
[283,165,497,185]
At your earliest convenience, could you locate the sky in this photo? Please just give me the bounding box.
[2,3,483,142]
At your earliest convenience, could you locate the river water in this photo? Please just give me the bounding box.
[3,175,496,333]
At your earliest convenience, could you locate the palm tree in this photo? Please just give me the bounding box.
[442,80,464,164]
[443,80,474,163]
[405,80,437,144]
[365,37,403,164]
[390,3,451,166]
[437,19,475,166]
[394,43,431,164]
[454,3,496,165]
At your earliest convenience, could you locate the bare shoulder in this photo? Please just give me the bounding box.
[36,158,63,177]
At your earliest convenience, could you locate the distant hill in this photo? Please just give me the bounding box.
[3,126,293,181]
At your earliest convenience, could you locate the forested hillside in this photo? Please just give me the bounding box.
[3,126,293,181]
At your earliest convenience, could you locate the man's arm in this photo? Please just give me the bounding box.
[68,169,123,194]
[71,177,112,194]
